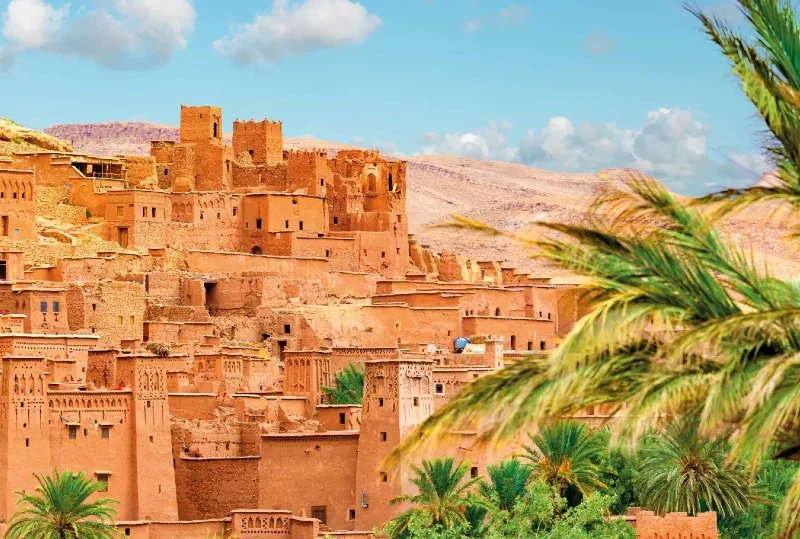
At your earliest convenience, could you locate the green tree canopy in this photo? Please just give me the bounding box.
[5,469,119,539]
[322,363,364,405]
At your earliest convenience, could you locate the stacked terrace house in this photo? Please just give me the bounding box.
[0,106,718,539]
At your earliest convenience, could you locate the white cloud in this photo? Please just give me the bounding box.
[418,120,518,161]
[496,4,531,26]
[0,0,195,69]
[3,0,67,49]
[213,0,382,66]
[461,3,530,32]
[583,29,616,55]
[461,19,481,32]
[417,109,768,195]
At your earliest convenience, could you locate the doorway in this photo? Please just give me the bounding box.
[117,227,129,248]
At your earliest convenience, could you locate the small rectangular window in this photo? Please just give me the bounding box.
[435,383,444,395]
[233,208,238,216]
[299,221,304,231]
[68,426,77,439]
[333,216,338,224]
[256,218,262,230]
[142,207,147,218]
[381,252,386,259]
[25,438,29,447]
[284,324,291,334]
[151,207,156,218]
[40,301,47,313]
[101,427,110,439]
[380,472,388,482]
[348,509,356,521]
[96,474,109,492]
[339,413,346,425]
[285,220,289,228]
[380,432,387,442]
[470,467,479,479]
[378,398,384,407]
[413,397,420,407]
[52,301,60,313]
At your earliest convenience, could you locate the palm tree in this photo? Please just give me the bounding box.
[635,418,754,517]
[322,363,364,404]
[386,457,481,538]
[519,421,607,504]
[388,3,800,535]
[478,459,532,513]
[5,469,119,539]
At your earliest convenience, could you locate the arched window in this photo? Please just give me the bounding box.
[495,307,501,317]
[367,173,377,192]
[251,246,262,255]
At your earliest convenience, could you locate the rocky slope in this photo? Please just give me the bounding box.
[0,118,73,156]
[43,122,800,278]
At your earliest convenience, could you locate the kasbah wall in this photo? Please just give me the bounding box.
[0,104,719,539]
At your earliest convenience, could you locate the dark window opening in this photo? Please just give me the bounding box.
[311,506,327,525]
[333,216,338,224]
[299,221,304,231]
[339,413,346,425]
[101,426,110,439]
[248,149,254,157]
[52,301,60,313]
[233,207,238,216]
[250,246,262,255]
[380,472,388,482]
[380,431,387,442]
[256,218,262,229]
[284,324,291,334]
[381,251,386,259]
[470,467,479,478]
[528,341,534,351]
[164,168,168,176]
[213,122,218,138]
[547,312,551,320]
[40,301,47,313]
[325,249,330,257]
[348,509,356,520]
[413,397,419,407]
[388,173,394,191]
[378,398,384,407]
[510,335,516,349]
[142,207,147,218]
[320,178,324,186]
[435,383,444,394]
[25,438,29,447]
[495,308,501,317]
[540,340,546,351]
[0,260,6,281]
[152,207,157,218]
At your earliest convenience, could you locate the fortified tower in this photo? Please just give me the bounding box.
[0,356,50,521]
[116,356,179,521]
[354,356,433,529]
[233,119,283,165]
[179,105,225,191]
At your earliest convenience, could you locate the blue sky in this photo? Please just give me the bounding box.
[0,0,769,194]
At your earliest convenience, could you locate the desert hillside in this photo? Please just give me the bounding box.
[0,118,73,156]
[43,122,800,277]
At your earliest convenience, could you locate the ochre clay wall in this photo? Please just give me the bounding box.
[462,316,556,350]
[260,433,359,531]
[174,456,260,520]
[0,169,36,242]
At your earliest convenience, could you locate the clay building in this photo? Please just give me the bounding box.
[0,104,718,539]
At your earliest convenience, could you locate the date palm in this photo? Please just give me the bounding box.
[322,362,364,404]
[386,457,481,538]
[519,421,607,504]
[5,469,119,539]
[635,418,754,517]
[478,459,532,513]
[390,2,800,536]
